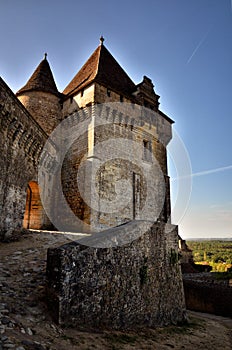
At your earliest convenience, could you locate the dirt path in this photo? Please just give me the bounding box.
[0,231,232,350]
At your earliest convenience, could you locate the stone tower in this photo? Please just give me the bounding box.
[49,38,173,233]
[16,54,62,135]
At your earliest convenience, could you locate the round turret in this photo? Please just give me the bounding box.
[16,54,62,135]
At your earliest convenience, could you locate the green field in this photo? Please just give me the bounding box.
[186,240,232,272]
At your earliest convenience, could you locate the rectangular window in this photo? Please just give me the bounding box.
[143,140,152,162]
[107,88,111,97]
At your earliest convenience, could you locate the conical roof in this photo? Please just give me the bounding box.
[16,54,60,97]
[63,41,136,97]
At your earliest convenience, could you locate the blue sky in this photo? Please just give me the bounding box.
[1,0,232,239]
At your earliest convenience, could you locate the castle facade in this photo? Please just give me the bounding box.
[0,39,186,328]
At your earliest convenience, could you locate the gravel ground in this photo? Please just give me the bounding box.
[0,231,232,350]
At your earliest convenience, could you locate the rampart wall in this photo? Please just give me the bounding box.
[0,78,55,239]
[46,221,187,329]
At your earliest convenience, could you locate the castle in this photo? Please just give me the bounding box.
[0,38,186,328]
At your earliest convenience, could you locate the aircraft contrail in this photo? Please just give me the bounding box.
[187,28,211,64]
[172,165,232,181]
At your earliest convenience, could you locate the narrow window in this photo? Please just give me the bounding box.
[133,173,141,219]
[12,125,22,141]
[143,140,152,162]
[120,95,123,102]
[144,100,149,108]
[81,89,84,97]
[107,88,111,97]
[70,96,73,104]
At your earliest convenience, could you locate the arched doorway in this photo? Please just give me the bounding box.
[23,181,44,229]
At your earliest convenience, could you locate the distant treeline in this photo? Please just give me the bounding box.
[186,240,232,272]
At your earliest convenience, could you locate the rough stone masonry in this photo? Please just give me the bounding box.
[47,222,186,329]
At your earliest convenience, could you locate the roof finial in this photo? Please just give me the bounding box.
[44,52,47,60]
[100,36,104,45]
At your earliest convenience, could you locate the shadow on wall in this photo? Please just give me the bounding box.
[183,279,232,318]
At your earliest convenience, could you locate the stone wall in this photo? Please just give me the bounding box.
[183,278,232,317]
[57,101,172,233]
[46,221,186,329]
[61,129,91,227]
[94,82,132,104]
[18,91,62,135]
[62,84,95,115]
[0,75,173,238]
[0,78,54,239]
